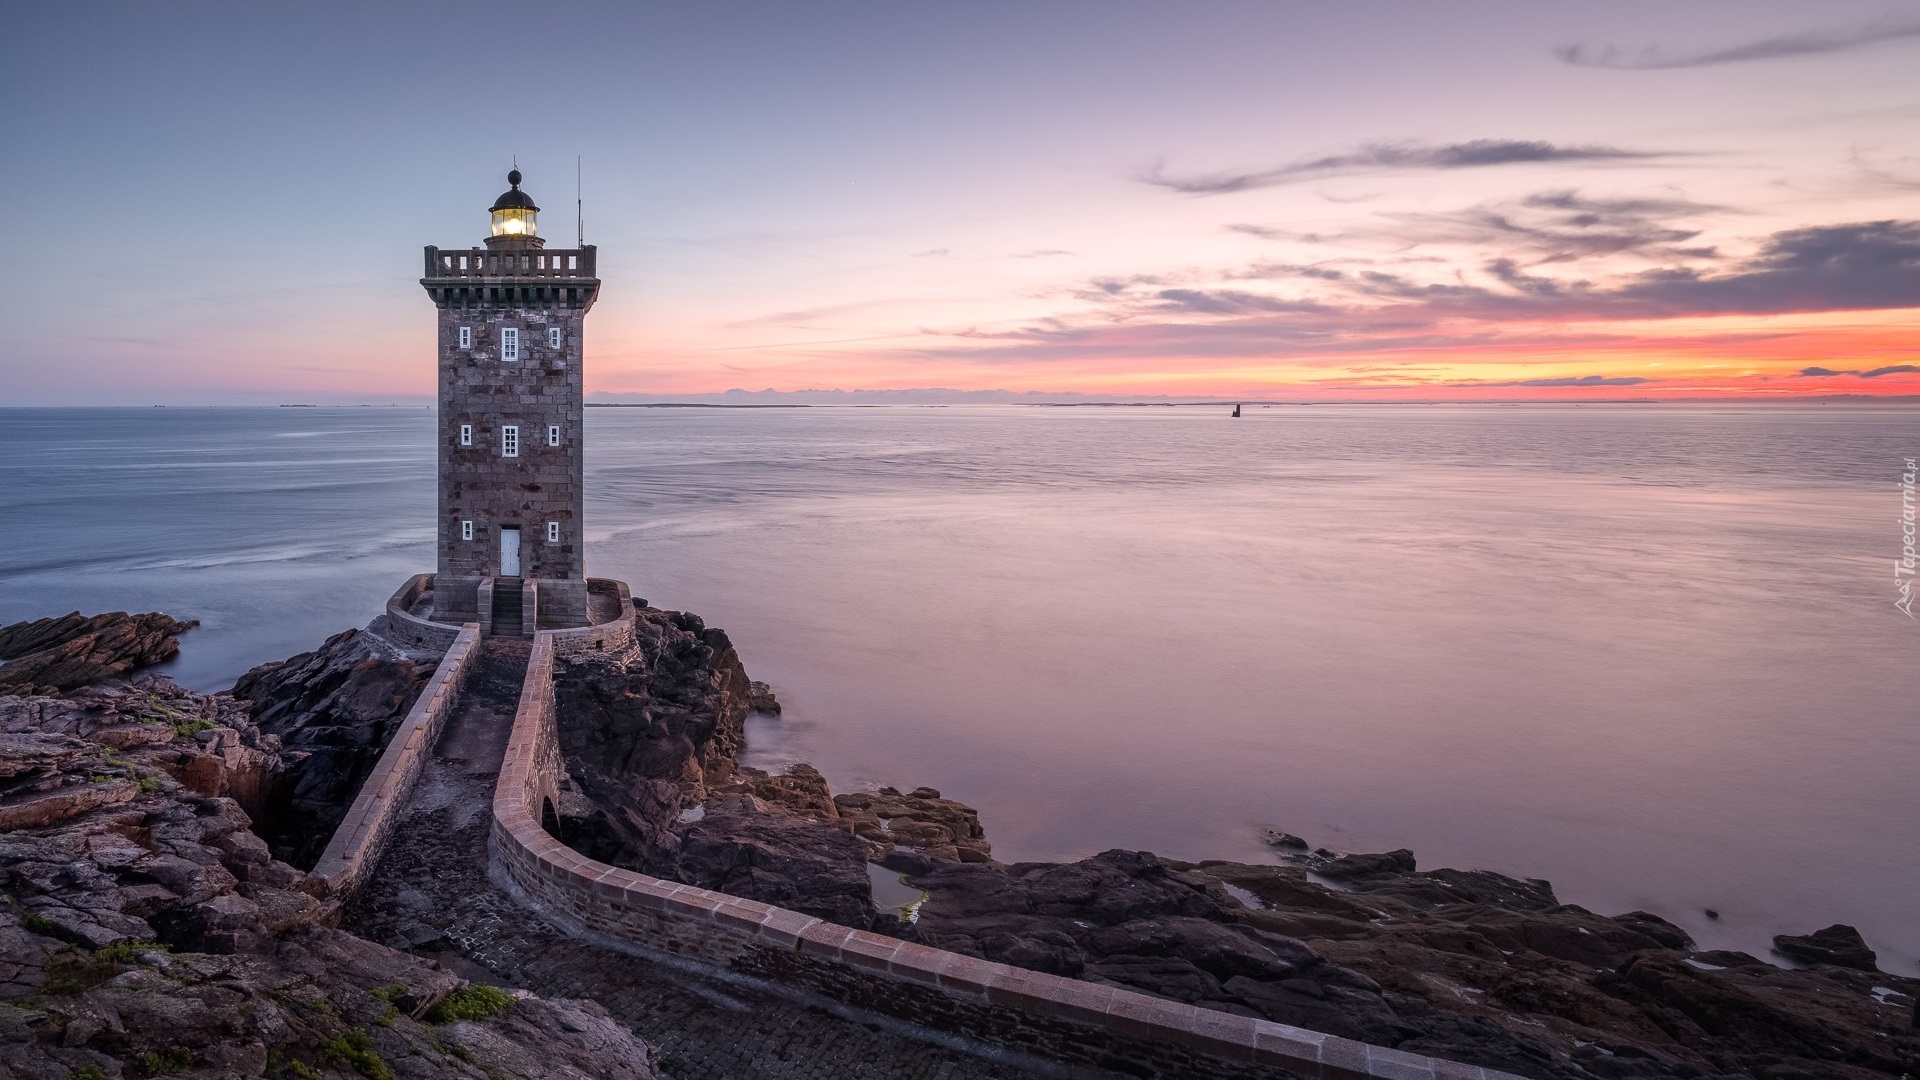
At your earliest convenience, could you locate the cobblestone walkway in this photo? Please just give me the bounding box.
[344,639,1057,1080]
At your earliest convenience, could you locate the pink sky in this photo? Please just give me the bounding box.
[7,2,1918,403]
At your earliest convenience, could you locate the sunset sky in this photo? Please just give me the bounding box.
[7,1,1919,403]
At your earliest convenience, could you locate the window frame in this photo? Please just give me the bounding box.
[501,327,520,362]
[458,423,472,447]
[501,425,519,457]
[461,520,473,541]
[547,521,560,544]
[458,326,472,349]
[547,424,560,447]
[548,327,563,349]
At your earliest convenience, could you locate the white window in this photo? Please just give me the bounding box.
[502,425,519,457]
[501,327,519,362]
[458,326,472,349]
[567,255,577,270]
[458,424,472,446]
[547,521,560,543]
[547,424,560,447]
[461,520,473,541]
[548,327,562,348]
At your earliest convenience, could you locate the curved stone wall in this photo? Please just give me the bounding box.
[384,574,464,651]
[490,631,1512,1080]
[548,578,636,657]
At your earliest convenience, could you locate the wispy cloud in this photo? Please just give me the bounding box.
[1230,188,1726,268]
[1559,14,1920,70]
[1462,375,1654,387]
[1014,249,1073,258]
[900,219,1920,368]
[1141,140,1666,195]
[1795,364,1920,377]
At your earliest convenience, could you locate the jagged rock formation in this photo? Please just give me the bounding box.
[551,609,752,854]
[0,611,197,695]
[835,785,991,864]
[0,649,657,1080]
[639,797,878,929]
[230,628,439,868]
[1772,923,1879,971]
[620,755,1920,1078]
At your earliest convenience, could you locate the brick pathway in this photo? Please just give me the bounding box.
[345,639,1063,1080]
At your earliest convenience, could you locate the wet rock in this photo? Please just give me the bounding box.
[1615,911,1696,952]
[554,609,753,852]
[716,762,840,820]
[834,786,991,863]
[1772,924,1879,971]
[1260,828,1309,851]
[640,808,875,929]
[1311,847,1418,879]
[748,680,782,715]
[0,611,197,695]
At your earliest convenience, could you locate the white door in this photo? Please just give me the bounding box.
[500,527,521,577]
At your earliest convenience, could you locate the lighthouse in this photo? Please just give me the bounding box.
[419,170,601,633]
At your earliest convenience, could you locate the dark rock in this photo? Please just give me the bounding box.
[554,610,752,854]
[748,679,782,715]
[834,786,990,863]
[1309,848,1418,879]
[1772,924,1878,971]
[0,668,659,1079]
[0,611,198,695]
[1260,829,1309,851]
[230,627,436,869]
[716,763,838,820]
[640,809,875,929]
[1615,911,1696,951]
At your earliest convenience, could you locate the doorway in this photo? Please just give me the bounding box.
[500,527,521,576]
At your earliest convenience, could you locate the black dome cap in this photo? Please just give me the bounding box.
[490,169,539,212]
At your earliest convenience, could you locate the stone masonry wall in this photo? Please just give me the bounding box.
[490,632,1515,1080]
[434,295,586,621]
[384,574,463,651]
[310,624,481,901]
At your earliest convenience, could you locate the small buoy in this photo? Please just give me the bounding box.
[1704,909,1720,920]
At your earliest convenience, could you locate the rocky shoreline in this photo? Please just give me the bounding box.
[1,607,1915,1079]
[540,603,1919,1080]
[0,611,658,1079]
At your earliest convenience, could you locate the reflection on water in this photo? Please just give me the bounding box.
[1,404,1915,969]
[867,863,929,922]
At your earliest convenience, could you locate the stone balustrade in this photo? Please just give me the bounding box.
[423,246,597,279]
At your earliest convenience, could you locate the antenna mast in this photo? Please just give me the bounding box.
[576,156,584,247]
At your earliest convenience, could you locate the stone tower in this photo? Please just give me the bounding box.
[420,170,600,630]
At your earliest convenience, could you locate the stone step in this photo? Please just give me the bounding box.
[490,578,525,638]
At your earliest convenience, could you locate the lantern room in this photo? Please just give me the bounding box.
[487,169,542,247]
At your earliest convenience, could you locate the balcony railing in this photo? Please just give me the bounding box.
[423,246,597,279]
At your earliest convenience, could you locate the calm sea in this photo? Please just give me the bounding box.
[2,404,1914,968]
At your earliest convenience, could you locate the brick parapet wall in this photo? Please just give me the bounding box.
[311,624,482,900]
[384,574,465,651]
[489,632,1513,1080]
[546,578,635,657]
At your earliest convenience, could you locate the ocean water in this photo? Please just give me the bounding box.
[2,404,1915,969]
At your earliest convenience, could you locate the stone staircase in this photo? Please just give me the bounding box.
[490,577,524,637]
